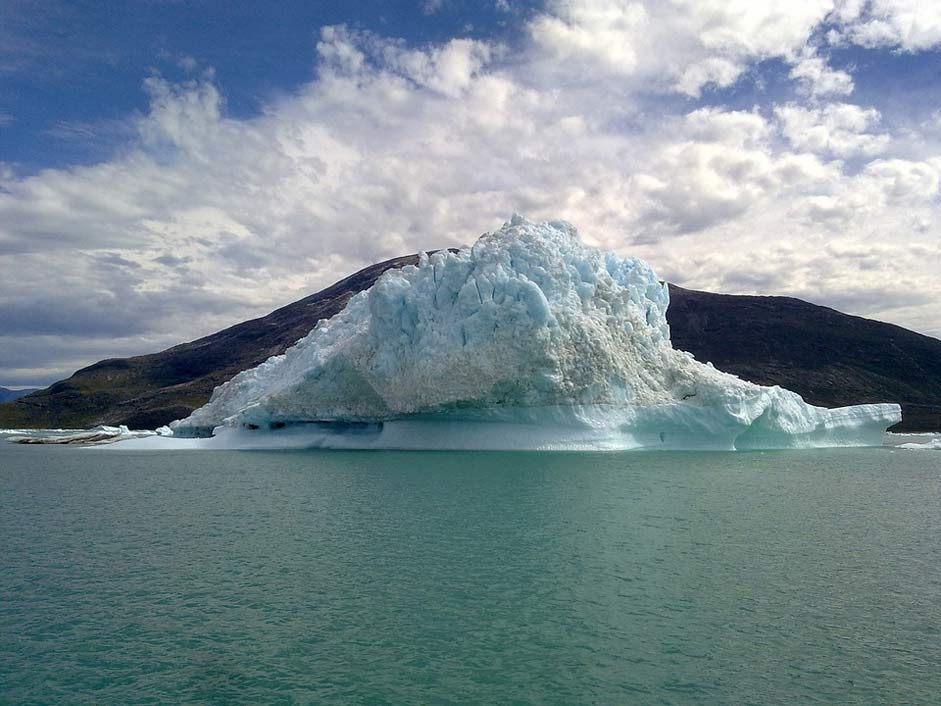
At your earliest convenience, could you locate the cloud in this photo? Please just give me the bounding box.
[529,0,647,77]
[157,48,200,73]
[372,35,493,97]
[775,102,891,158]
[2,5,941,385]
[837,0,941,50]
[527,0,941,97]
[44,117,137,149]
[422,0,446,16]
[528,0,836,96]
[631,109,779,233]
[788,51,854,97]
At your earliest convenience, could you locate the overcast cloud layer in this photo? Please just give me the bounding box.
[2,0,941,386]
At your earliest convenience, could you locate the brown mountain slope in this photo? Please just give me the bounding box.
[2,260,938,431]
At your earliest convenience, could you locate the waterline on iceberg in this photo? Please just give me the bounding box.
[104,401,898,451]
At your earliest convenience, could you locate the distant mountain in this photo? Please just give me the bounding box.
[2,256,938,432]
[0,387,39,404]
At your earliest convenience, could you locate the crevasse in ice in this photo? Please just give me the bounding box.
[171,216,901,450]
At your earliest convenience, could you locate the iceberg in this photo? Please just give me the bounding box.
[165,216,900,451]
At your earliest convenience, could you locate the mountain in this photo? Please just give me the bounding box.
[666,287,941,433]
[0,387,39,404]
[1,256,938,432]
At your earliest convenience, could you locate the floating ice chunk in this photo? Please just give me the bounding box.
[898,437,941,450]
[170,216,901,450]
[11,425,162,445]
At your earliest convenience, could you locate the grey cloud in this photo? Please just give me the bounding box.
[0,297,151,337]
[0,284,242,338]
[96,253,142,270]
[153,254,191,267]
[0,333,184,387]
[718,269,788,294]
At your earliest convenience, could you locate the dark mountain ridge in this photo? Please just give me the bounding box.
[2,256,938,432]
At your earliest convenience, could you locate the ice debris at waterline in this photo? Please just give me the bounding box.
[10,425,172,445]
[898,437,941,450]
[123,216,899,451]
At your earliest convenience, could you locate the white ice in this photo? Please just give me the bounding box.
[7,425,172,445]
[898,437,941,450]
[153,216,900,451]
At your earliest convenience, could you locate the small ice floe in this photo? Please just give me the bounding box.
[1,428,81,436]
[885,432,941,450]
[11,425,171,445]
[897,437,941,450]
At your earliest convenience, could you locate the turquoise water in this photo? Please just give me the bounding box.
[1,442,939,705]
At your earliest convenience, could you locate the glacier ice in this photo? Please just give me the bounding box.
[165,215,901,451]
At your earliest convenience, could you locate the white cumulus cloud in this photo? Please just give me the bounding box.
[775,103,891,157]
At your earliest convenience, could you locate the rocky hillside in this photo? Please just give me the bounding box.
[2,258,938,432]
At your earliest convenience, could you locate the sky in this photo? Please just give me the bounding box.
[2,0,941,388]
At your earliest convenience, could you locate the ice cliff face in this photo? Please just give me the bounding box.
[174,216,900,450]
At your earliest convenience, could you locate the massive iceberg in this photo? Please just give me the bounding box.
[165,216,900,450]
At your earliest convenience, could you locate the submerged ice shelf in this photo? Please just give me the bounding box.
[153,216,899,451]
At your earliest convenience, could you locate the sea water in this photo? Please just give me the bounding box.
[1,440,939,705]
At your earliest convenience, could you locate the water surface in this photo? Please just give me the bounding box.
[2,442,939,705]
